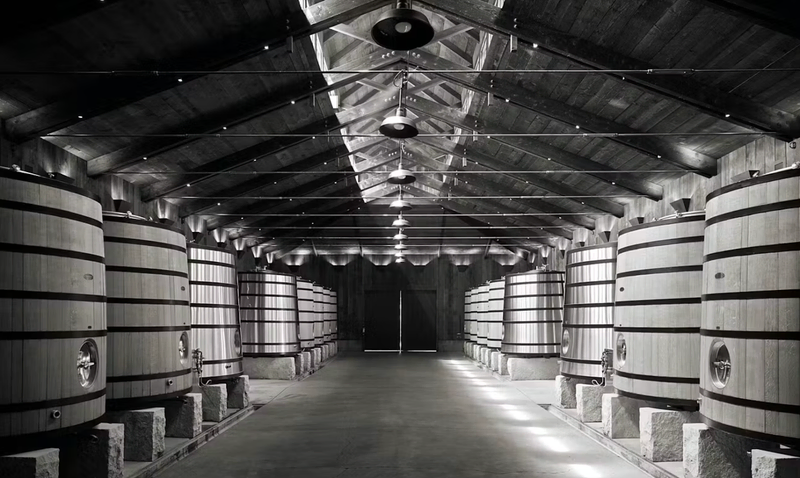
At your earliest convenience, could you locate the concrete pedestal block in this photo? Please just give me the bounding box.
[602,393,646,439]
[313,348,322,367]
[164,392,202,438]
[467,343,475,359]
[243,356,297,380]
[479,348,488,365]
[507,357,560,381]
[0,448,59,478]
[499,354,509,375]
[58,423,124,478]
[322,344,330,361]
[752,450,800,478]
[576,384,612,423]
[106,408,166,462]
[683,423,775,478]
[555,375,577,408]
[201,384,228,422]
[639,408,699,462]
[226,375,250,409]
[294,353,307,375]
[490,351,501,372]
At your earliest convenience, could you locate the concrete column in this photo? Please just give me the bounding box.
[508,357,560,381]
[683,423,775,478]
[58,423,124,478]
[576,384,612,423]
[106,408,166,462]
[226,375,250,409]
[752,450,800,478]
[0,449,59,478]
[639,408,698,462]
[164,393,202,438]
[201,384,228,422]
[602,393,644,438]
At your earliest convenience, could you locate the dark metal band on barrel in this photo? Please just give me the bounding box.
[0,199,102,228]
[700,388,800,414]
[0,388,106,413]
[616,298,702,306]
[705,199,800,227]
[566,243,617,255]
[561,357,602,365]
[107,298,190,306]
[565,259,616,268]
[616,327,699,333]
[108,325,191,332]
[109,266,188,278]
[191,304,239,309]
[700,329,800,340]
[702,290,800,301]
[190,281,238,288]
[0,290,106,302]
[104,236,186,253]
[107,368,191,383]
[705,167,800,202]
[107,387,194,409]
[616,389,699,409]
[618,214,705,236]
[616,265,703,278]
[618,236,704,254]
[615,370,698,384]
[699,416,800,447]
[562,323,614,329]
[202,357,243,365]
[0,242,105,263]
[0,330,107,339]
[704,242,800,262]
[189,259,237,269]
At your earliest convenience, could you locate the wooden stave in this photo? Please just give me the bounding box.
[463,289,472,345]
[614,214,705,407]
[467,288,478,343]
[0,171,107,445]
[312,284,325,346]
[239,272,300,356]
[103,213,192,406]
[330,290,338,342]
[475,284,490,346]
[501,271,564,357]
[188,245,242,382]
[700,170,800,445]
[486,279,505,349]
[560,243,617,380]
[296,279,316,349]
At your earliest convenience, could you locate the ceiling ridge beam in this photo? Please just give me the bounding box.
[406,52,717,175]
[416,0,800,140]
[7,0,394,142]
[406,96,663,199]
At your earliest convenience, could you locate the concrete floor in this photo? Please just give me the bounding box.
[156,353,651,478]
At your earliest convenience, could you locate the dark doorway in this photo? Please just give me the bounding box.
[402,290,437,352]
[364,290,400,351]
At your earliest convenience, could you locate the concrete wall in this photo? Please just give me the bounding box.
[236,254,534,349]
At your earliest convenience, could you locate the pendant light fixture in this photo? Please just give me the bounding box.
[395,243,408,250]
[395,255,406,263]
[371,0,434,51]
[380,70,418,139]
[389,188,412,211]
[387,142,416,185]
[392,213,410,228]
[393,230,408,241]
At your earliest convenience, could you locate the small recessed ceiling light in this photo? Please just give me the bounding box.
[725,113,731,118]
[657,155,662,159]
[611,181,616,185]
[575,125,580,129]
[217,202,221,206]
[77,115,83,119]
[264,45,269,50]
[533,43,539,48]
[143,157,147,160]
[290,100,295,105]
[186,183,191,187]
[505,98,510,103]
[178,78,183,83]
[223,126,227,130]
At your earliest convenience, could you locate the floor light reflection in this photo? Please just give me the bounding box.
[571,464,602,478]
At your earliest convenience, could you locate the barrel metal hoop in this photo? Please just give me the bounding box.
[240,319,299,323]
[503,307,563,311]
[618,214,706,236]
[202,357,244,365]
[190,324,241,329]
[566,259,616,268]
[191,304,240,309]
[108,265,188,278]
[0,388,106,413]
[502,320,562,324]
[615,326,699,334]
[108,325,191,333]
[615,370,699,384]
[104,236,186,253]
[107,298,190,306]
[702,290,800,301]
[562,323,614,329]
[0,330,108,340]
[704,242,800,262]
[189,259,237,269]
[618,236,705,255]
[107,387,193,409]
[706,199,800,227]
[502,342,560,346]
[616,389,699,409]
[0,290,106,302]
[700,329,800,340]
[705,167,800,202]
[699,416,800,447]
[107,368,191,383]
[616,265,703,278]
[560,357,603,365]
[616,298,702,306]
[0,199,102,228]
[566,243,617,255]
[0,242,105,263]
[700,388,800,415]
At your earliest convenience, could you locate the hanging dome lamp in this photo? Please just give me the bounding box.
[371,0,434,51]
[387,143,417,184]
[380,70,418,139]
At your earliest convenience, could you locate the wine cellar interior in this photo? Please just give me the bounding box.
[1,1,799,477]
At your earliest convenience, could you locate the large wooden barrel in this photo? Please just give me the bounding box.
[239,271,300,356]
[700,168,800,446]
[501,270,564,357]
[560,243,617,380]
[188,244,242,382]
[486,279,505,350]
[467,288,478,343]
[330,290,338,343]
[322,287,333,344]
[463,289,472,346]
[104,212,192,407]
[0,168,106,448]
[297,279,315,349]
[614,213,705,408]
[313,284,325,346]
[475,284,490,346]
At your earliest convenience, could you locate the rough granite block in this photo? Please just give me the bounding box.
[639,408,698,462]
[243,356,297,380]
[683,423,776,478]
[752,450,800,478]
[602,393,643,439]
[164,392,202,438]
[106,408,166,462]
[0,448,59,478]
[58,423,124,478]
[490,351,500,372]
[313,348,322,367]
[576,384,612,423]
[499,354,509,375]
[294,353,306,375]
[555,375,577,408]
[507,357,560,381]
[227,375,250,409]
[201,384,228,422]
[302,352,312,372]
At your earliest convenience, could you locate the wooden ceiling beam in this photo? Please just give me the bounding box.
[6,0,393,143]
[87,54,401,175]
[693,0,800,40]
[413,136,625,216]
[417,0,800,140]
[406,96,663,199]
[408,52,717,175]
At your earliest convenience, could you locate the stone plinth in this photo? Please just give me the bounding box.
[243,356,297,380]
[106,408,166,462]
[752,450,800,478]
[639,408,699,462]
[164,392,202,438]
[201,384,228,422]
[58,423,124,478]
[0,448,59,478]
[227,375,250,409]
[507,357,560,381]
[683,423,775,478]
[576,384,612,423]
[602,393,644,439]
[490,351,501,372]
